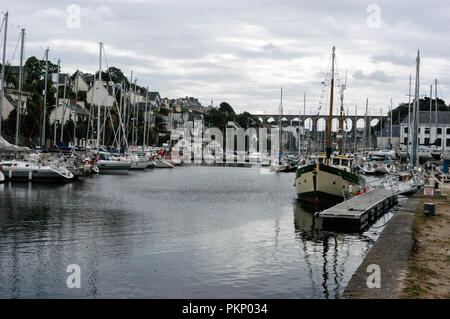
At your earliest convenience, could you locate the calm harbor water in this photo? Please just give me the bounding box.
[0,166,397,298]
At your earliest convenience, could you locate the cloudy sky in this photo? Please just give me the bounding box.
[1,0,449,118]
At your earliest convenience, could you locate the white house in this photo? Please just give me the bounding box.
[72,70,93,92]
[86,80,117,107]
[49,101,90,126]
[400,111,450,152]
[1,89,29,120]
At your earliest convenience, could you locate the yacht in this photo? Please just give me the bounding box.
[96,153,131,174]
[0,160,74,182]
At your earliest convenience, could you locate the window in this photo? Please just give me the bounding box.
[425,138,430,145]
[437,128,442,134]
[425,127,430,134]
[435,138,441,146]
[418,128,421,133]
[447,139,450,147]
[447,128,450,135]
[404,127,408,133]
[404,137,408,145]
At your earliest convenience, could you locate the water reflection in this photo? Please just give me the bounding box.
[0,167,395,298]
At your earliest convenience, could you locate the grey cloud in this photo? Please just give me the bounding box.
[370,52,414,66]
[353,70,394,83]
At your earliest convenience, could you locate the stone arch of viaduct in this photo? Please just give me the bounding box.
[253,114,388,139]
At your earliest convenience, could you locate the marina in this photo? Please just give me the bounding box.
[0,0,449,303]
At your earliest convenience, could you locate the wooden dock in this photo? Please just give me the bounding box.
[318,189,398,230]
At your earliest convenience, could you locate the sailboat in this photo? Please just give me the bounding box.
[269,87,288,172]
[92,43,131,174]
[295,47,364,206]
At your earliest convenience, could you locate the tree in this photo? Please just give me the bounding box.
[24,56,57,82]
[219,102,235,116]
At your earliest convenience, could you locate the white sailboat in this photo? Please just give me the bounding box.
[269,87,287,172]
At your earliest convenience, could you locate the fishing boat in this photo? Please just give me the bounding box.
[295,47,365,206]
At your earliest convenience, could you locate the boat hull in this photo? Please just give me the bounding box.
[96,160,131,174]
[1,167,74,183]
[295,163,364,207]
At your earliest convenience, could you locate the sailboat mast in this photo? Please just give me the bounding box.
[407,74,411,157]
[338,71,346,153]
[435,79,438,127]
[41,48,49,146]
[97,42,102,154]
[390,98,392,149]
[412,51,420,167]
[279,87,283,163]
[327,46,335,159]
[54,58,60,146]
[15,28,25,145]
[0,11,7,137]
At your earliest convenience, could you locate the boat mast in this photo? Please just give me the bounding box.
[407,74,411,157]
[279,87,283,164]
[390,98,392,149]
[435,79,438,128]
[412,50,420,167]
[0,11,7,137]
[54,58,60,146]
[363,98,368,151]
[97,42,102,155]
[326,46,335,162]
[354,105,357,152]
[15,28,25,145]
[338,71,346,154]
[143,86,148,147]
[60,77,67,142]
[429,85,432,143]
[41,47,49,147]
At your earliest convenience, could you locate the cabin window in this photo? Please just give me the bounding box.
[341,159,349,166]
[333,158,340,165]
[319,158,324,163]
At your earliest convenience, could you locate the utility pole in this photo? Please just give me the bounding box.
[15,28,25,145]
[54,59,60,146]
[41,47,49,146]
[0,11,8,137]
